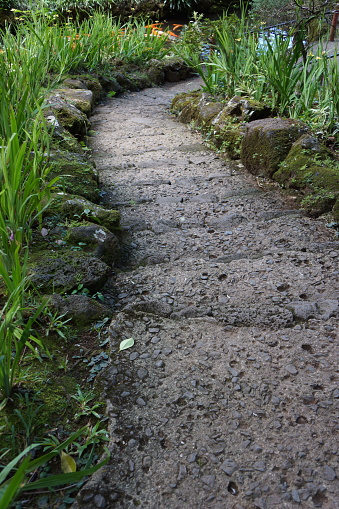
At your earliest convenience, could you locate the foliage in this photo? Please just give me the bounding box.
[175,7,339,138]
[0,427,109,509]
[250,0,335,25]
[164,0,195,12]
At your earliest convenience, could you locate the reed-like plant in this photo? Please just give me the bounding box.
[0,427,109,509]
[257,32,303,113]
[0,277,46,403]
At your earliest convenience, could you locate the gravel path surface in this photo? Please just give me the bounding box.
[73,78,339,509]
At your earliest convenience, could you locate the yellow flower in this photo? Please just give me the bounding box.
[235,38,241,41]
[315,56,322,60]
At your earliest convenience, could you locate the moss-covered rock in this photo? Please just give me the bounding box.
[171,91,202,124]
[241,117,309,177]
[48,293,111,326]
[273,135,339,216]
[46,93,89,137]
[28,249,111,294]
[45,193,121,232]
[48,120,85,155]
[211,117,245,160]
[332,199,339,221]
[66,222,120,266]
[196,93,223,127]
[55,88,94,116]
[49,150,100,203]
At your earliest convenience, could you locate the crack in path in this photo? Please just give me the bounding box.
[73,78,339,509]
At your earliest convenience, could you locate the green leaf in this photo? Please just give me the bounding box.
[119,338,134,351]
[22,453,110,491]
[0,455,30,509]
[60,451,76,473]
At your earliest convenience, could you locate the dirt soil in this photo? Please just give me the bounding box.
[72,78,339,509]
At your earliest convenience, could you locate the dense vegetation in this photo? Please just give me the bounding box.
[1,1,338,507]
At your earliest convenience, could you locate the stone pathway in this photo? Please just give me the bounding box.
[73,77,339,509]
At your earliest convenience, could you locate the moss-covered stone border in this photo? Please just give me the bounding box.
[171,91,339,221]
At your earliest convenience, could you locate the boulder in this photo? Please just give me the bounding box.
[171,91,201,124]
[47,294,111,326]
[29,250,111,294]
[66,223,120,266]
[48,150,99,203]
[240,118,309,177]
[64,75,103,103]
[45,193,120,232]
[46,93,89,137]
[196,93,223,126]
[48,118,85,155]
[55,88,94,116]
[146,59,166,85]
[217,96,272,122]
[163,59,194,82]
[273,135,339,216]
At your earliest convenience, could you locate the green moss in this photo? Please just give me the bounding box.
[273,141,339,217]
[49,150,100,203]
[332,199,339,221]
[171,91,201,123]
[241,119,308,177]
[210,117,244,159]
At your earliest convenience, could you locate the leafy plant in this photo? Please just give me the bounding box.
[0,427,110,509]
[0,281,47,405]
[71,385,105,420]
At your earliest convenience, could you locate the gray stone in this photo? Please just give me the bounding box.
[201,475,216,488]
[47,294,111,326]
[253,461,266,472]
[66,223,120,266]
[94,494,107,508]
[323,465,336,481]
[206,213,248,229]
[285,364,298,375]
[220,459,238,475]
[292,489,301,503]
[137,368,148,380]
[285,301,318,321]
[136,397,146,407]
[178,464,187,480]
[241,118,308,177]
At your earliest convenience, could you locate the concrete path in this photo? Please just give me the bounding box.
[73,77,339,509]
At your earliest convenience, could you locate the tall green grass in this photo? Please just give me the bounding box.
[175,10,339,137]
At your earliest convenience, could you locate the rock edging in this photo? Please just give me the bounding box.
[31,59,193,325]
[171,91,339,220]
